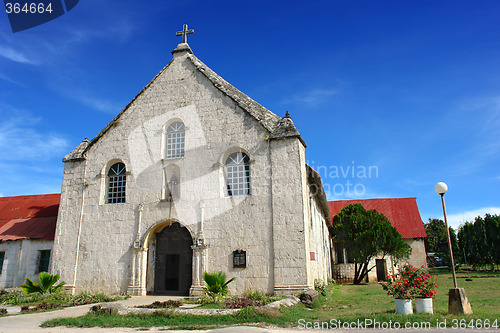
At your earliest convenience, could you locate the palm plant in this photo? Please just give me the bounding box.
[203,271,236,298]
[20,272,66,295]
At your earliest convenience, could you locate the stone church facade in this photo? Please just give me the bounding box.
[51,38,332,296]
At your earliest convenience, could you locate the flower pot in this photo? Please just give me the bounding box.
[395,299,413,314]
[415,298,433,314]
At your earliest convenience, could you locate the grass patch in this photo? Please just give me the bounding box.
[42,307,284,330]
[41,271,500,329]
[0,290,129,316]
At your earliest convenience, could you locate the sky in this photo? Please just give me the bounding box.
[0,0,499,230]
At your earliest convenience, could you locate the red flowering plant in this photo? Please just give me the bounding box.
[382,264,437,299]
[413,266,438,299]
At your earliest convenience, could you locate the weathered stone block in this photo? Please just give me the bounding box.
[299,289,320,305]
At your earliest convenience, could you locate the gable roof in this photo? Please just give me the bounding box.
[328,198,426,239]
[64,43,305,162]
[0,194,60,242]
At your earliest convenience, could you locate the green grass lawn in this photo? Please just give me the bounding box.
[42,271,500,330]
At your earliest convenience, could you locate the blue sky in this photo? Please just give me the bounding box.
[0,0,499,229]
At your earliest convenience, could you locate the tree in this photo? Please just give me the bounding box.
[424,218,460,267]
[484,214,500,270]
[458,214,500,270]
[424,218,447,255]
[332,204,411,284]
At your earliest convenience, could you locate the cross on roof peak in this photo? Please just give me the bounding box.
[176,24,194,44]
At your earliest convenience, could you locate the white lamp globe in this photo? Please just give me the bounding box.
[435,182,448,194]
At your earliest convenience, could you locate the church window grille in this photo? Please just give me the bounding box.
[37,250,51,273]
[225,152,250,196]
[0,252,4,275]
[166,122,185,159]
[107,162,126,203]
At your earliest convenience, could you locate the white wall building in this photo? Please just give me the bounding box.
[0,194,59,289]
[51,38,333,296]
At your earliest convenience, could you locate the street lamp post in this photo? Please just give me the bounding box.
[434,182,473,314]
[434,182,458,289]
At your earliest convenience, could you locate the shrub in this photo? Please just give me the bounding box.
[20,272,66,295]
[224,295,258,309]
[138,300,182,308]
[314,279,327,296]
[224,290,281,308]
[0,290,45,305]
[197,293,220,305]
[203,271,236,300]
[242,289,280,304]
[36,302,63,310]
[0,290,28,305]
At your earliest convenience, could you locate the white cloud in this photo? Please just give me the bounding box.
[0,46,38,65]
[0,114,68,161]
[60,88,123,114]
[282,88,338,106]
[0,72,25,86]
[447,207,500,230]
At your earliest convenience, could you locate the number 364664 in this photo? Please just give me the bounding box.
[5,2,53,14]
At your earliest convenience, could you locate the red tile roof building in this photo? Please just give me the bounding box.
[328,198,426,239]
[0,194,60,242]
[328,198,427,282]
[0,194,60,289]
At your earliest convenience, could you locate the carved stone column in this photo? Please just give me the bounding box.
[127,203,146,296]
[127,247,145,296]
[189,238,208,296]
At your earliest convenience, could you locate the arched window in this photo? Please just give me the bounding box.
[166,122,185,159]
[107,162,126,203]
[225,152,250,196]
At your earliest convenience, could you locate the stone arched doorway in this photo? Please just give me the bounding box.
[153,222,193,295]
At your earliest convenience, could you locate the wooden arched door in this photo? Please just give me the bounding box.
[154,223,193,295]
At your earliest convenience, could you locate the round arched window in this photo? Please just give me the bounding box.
[107,162,126,203]
[225,152,250,196]
[166,122,185,159]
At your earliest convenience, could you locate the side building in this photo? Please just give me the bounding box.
[328,197,427,283]
[0,194,60,289]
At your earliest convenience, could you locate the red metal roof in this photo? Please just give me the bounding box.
[0,194,60,242]
[328,198,427,239]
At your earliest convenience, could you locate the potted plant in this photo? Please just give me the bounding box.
[413,266,437,314]
[383,264,419,314]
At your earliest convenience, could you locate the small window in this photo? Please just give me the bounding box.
[166,122,185,159]
[0,252,5,275]
[108,162,126,203]
[37,250,51,273]
[225,152,250,196]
